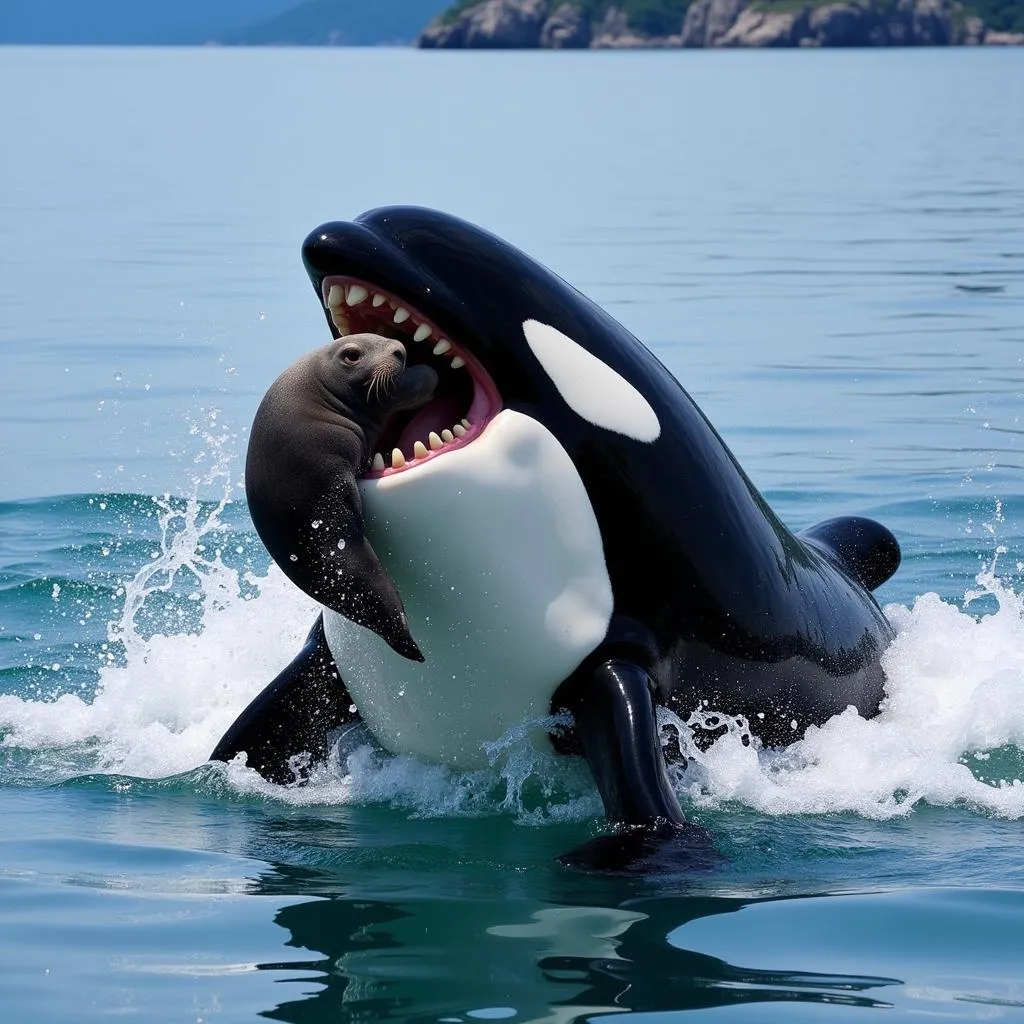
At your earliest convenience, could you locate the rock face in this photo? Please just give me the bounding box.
[419,0,1023,48]
[806,3,876,46]
[720,6,808,45]
[420,0,547,48]
[590,5,683,46]
[539,3,591,47]
[681,0,746,46]
[984,28,1024,42]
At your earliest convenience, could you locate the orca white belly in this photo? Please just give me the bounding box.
[322,410,612,767]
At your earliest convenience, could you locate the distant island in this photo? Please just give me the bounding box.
[419,0,1024,47]
[2,0,1019,47]
[0,0,447,46]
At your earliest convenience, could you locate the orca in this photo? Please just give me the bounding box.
[212,207,900,869]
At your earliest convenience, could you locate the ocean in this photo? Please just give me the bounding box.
[1,44,1023,1022]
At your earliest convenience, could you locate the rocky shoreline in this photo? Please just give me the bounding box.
[419,0,1024,48]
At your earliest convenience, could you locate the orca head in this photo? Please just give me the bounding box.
[304,208,647,762]
[302,206,665,479]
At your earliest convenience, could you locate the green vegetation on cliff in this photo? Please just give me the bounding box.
[441,0,693,35]
[437,0,1024,36]
[963,0,1024,29]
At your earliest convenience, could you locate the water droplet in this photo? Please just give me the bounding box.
[311,520,322,529]
[337,539,346,551]
[289,554,298,562]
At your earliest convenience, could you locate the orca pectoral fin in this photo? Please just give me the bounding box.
[210,614,358,784]
[553,659,719,873]
[801,515,901,592]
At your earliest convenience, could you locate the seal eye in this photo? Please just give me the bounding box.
[341,346,362,364]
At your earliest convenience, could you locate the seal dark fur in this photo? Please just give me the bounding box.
[244,334,436,661]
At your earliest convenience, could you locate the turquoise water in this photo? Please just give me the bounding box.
[2,45,1024,1022]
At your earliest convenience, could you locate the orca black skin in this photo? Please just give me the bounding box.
[213,207,900,870]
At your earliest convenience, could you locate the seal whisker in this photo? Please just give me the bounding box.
[369,365,398,403]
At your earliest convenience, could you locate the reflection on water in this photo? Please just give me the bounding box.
[251,859,901,1023]
[2,785,1023,1022]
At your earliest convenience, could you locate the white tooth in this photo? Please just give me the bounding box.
[391,448,406,468]
[413,440,428,460]
[450,356,465,369]
[413,324,432,343]
[441,429,454,444]
[327,284,346,308]
[372,453,385,471]
[432,339,451,356]
[461,418,471,428]
[330,311,351,335]
[372,292,387,307]
[346,284,368,306]
[452,424,466,438]
[428,432,443,451]
[393,307,410,324]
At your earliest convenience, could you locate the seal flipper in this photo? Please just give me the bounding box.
[271,474,424,663]
[553,659,719,873]
[210,615,358,784]
[800,516,901,592]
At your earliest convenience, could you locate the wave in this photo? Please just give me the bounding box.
[0,485,1022,827]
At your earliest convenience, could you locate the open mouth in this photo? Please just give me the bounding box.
[322,276,501,478]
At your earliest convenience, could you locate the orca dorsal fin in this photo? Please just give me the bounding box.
[800,516,901,592]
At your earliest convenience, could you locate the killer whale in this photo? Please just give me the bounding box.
[212,207,900,865]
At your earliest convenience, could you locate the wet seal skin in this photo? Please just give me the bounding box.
[244,334,437,661]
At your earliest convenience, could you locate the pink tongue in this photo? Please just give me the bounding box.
[397,396,463,451]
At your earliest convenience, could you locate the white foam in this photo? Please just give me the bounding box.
[2,483,1023,824]
[0,505,318,779]
[665,560,1024,821]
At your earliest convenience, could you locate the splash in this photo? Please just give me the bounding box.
[0,421,320,779]
[219,715,601,825]
[2,480,1024,823]
[664,558,1024,821]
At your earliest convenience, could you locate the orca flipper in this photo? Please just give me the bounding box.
[553,659,719,873]
[210,614,358,784]
[800,516,901,592]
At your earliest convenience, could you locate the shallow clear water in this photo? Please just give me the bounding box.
[1,45,1024,1023]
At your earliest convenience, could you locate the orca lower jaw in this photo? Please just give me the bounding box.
[322,276,500,478]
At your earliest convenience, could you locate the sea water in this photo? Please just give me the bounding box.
[0,45,1023,1022]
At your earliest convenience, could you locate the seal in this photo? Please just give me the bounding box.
[244,333,436,661]
[212,208,900,868]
